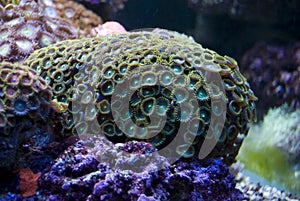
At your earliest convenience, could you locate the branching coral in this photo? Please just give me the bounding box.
[0,0,78,62]
[25,29,257,165]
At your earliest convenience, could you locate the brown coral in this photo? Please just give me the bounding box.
[0,0,78,62]
[40,0,103,37]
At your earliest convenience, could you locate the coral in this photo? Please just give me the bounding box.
[241,41,300,117]
[0,0,78,62]
[19,168,41,197]
[39,135,244,201]
[40,0,103,37]
[0,62,56,170]
[25,28,257,165]
[0,0,20,6]
[237,105,300,193]
[91,21,126,37]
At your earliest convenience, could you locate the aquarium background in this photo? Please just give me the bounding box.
[0,0,300,200]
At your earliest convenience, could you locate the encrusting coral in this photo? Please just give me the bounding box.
[0,0,78,62]
[25,28,257,165]
[0,62,58,170]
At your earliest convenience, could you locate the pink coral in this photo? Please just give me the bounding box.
[91,21,126,36]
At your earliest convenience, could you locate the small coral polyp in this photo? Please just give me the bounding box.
[0,1,78,62]
[0,62,53,169]
[25,29,257,165]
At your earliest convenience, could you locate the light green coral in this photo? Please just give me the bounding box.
[25,29,257,165]
[238,105,300,193]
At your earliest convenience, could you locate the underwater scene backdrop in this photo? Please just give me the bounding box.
[0,0,299,200]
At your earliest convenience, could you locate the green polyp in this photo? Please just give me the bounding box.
[174,88,188,103]
[124,123,135,137]
[141,97,155,115]
[59,63,68,71]
[103,123,115,137]
[85,105,97,121]
[119,65,127,74]
[0,31,9,40]
[229,100,242,115]
[176,144,195,158]
[156,97,169,115]
[170,64,183,74]
[40,34,54,47]
[58,95,67,103]
[14,99,28,115]
[223,79,236,90]
[19,25,37,38]
[43,59,52,68]
[101,81,114,95]
[70,102,82,113]
[178,103,193,122]
[173,77,186,86]
[189,118,205,135]
[140,87,155,97]
[98,99,111,114]
[199,107,210,124]
[0,43,11,57]
[160,71,173,85]
[227,125,238,140]
[54,84,65,94]
[75,122,88,135]
[141,72,157,86]
[161,88,172,98]
[196,86,209,100]
[77,84,88,94]
[130,76,140,88]
[104,67,114,78]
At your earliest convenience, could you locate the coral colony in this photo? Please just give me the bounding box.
[0,0,298,200]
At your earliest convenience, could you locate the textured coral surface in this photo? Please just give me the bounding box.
[0,1,78,62]
[0,62,55,170]
[25,29,257,165]
[40,0,103,37]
